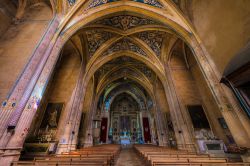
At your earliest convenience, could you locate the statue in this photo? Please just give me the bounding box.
[48,107,58,128]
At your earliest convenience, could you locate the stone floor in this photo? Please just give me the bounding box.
[116,147,145,166]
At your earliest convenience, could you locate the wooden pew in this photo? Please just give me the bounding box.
[12,144,121,166]
[133,144,250,166]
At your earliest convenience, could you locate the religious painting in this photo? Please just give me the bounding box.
[218,117,228,129]
[187,105,210,129]
[40,103,64,129]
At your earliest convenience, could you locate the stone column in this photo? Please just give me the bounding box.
[222,84,250,139]
[221,110,250,147]
[153,81,170,147]
[82,81,96,147]
[139,112,145,142]
[154,106,168,146]
[0,18,59,143]
[164,65,195,152]
[0,36,64,165]
[56,64,85,154]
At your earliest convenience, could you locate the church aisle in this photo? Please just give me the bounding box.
[116,147,145,166]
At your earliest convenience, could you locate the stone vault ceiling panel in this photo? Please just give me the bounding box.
[102,38,147,56]
[135,31,165,57]
[94,15,161,30]
[96,56,155,83]
[85,30,117,57]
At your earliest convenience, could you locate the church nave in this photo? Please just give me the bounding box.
[0,0,249,165]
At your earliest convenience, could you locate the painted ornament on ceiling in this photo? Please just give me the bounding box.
[102,38,147,56]
[86,0,163,10]
[86,30,116,57]
[94,15,160,30]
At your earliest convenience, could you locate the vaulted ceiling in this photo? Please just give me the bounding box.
[60,0,191,113]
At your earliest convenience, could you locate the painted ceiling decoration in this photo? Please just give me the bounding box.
[95,57,135,80]
[102,38,147,56]
[96,56,155,85]
[135,31,165,57]
[136,64,154,80]
[86,0,163,10]
[104,83,147,109]
[111,68,141,79]
[133,0,163,8]
[86,0,114,10]
[85,30,116,57]
[94,15,161,30]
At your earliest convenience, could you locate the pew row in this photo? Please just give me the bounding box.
[12,144,121,166]
[134,144,250,166]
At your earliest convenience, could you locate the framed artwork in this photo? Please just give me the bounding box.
[40,103,64,129]
[187,105,210,129]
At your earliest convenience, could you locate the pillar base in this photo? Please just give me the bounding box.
[56,143,76,154]
[0,149,21,166]
[241,150,250,162]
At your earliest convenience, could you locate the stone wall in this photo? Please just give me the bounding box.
[0,3,52,104]
[0,0,16,35]
[188,0,250,75]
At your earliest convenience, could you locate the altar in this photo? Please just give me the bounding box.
[197,140,226,154]
[120,131,131,145]
[120,136,130,145]
[195,129,226,154]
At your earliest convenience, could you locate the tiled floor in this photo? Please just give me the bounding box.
[116,147,145,166]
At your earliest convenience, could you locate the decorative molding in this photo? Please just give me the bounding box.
[136,31,165,57]
[94,15,160,30]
